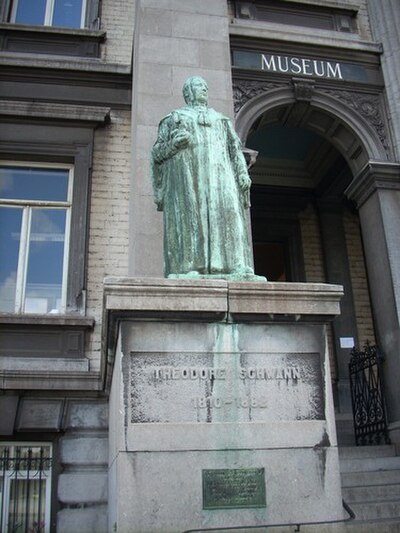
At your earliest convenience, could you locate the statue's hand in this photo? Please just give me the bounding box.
[172,130,192,150]
[239,174,251,192]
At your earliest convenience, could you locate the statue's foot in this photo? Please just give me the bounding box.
[230,272,267,282]
[232,266,255,276]
[167,270,267,282]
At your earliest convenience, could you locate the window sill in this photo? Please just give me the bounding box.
[0,313,95,328]
[0,22,106,58]
[0,314,95,362]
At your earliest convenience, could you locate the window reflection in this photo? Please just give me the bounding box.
[11,0,85,28]
[0,167,69,202]
[0,207,22,313]
[53,0,83,28]
[24,209,67,314]
[14,0,47,25]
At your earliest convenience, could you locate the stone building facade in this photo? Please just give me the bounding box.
[1,0,400,531]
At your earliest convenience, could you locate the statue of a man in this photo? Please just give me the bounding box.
[151,76,264,281]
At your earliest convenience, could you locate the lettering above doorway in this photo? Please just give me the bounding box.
[232,50,370,83]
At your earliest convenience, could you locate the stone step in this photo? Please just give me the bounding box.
[343,483,400,502]
[299,517,400,532]
[340,456,400,473]
[348,499,400,521]
[341,469,400,487]
[211,517,400,532]
[341,519,400,532]
[339,445,396,460]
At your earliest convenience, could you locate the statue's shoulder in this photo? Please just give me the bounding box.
[158,108,194,126]
[157,111,175,126]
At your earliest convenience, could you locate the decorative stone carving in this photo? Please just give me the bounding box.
[320,89,390,155]
[233,79,389,157]
[233,79,286,115]
[292,78,315,102]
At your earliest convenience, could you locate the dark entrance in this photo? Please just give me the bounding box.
[245,111,375,420]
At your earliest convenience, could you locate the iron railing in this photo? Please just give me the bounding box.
[0,445,52,533]
[349,343,390,446]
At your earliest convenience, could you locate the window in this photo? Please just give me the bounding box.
[234,1,357,33]
[10,0,87,28]
[0,163,73,314]
[0,444,52,533]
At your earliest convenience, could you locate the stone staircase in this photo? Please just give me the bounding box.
[338,444,400,531]
[266,444,400,532]
[299,444,400,532]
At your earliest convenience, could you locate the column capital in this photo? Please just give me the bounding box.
[345,161,400,208]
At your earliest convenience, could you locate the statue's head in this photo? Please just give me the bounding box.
[182,76,209,106]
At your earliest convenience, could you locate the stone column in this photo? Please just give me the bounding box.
[346,162,400,438]
[129,0,234,276]
[367,0,400,160]
[317,200,359,414]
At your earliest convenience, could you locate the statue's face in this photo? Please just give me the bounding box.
[190,78,208,105]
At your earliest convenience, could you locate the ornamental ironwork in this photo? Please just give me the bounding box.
[349,343,390,446]
[0,444,52,533]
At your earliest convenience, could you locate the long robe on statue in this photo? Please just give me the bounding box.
[151,106,254,278]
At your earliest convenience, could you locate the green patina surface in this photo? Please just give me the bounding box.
[151,76,266,281]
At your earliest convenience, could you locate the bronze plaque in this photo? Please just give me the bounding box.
[202,468,266,510]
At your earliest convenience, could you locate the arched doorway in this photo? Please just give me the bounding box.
[236,85,388,430]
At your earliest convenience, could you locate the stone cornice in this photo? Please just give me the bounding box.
[0,100,111,125]
[102,277,344,391]
[103,277,343,319]
[345,161,400,207]
[230,21,383,57]
[0,52,131,74]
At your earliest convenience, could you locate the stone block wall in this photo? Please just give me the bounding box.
[344,208,376,346]
[367,0,400,160]
[100,0,136,65]
[57,400,109,533]
[86,109,131,370]
[300,203,326,283]
[81,0,134,371]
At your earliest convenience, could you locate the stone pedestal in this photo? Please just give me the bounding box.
[104,278,344,533]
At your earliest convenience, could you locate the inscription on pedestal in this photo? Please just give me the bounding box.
[202,468,266,510]
[129,351,324,424]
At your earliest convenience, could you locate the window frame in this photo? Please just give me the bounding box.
[234,0,358,34]
[0,121,95,316]
[0,161,74,315]
[0,0,101,31]
[9,0,87,29]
